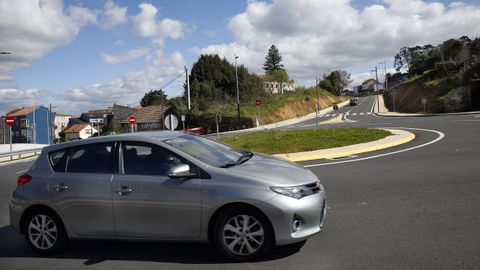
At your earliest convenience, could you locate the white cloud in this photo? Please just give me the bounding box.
[113,40,125,46]
[132,3,186,39]
[0,1,96,81]
[69,6,98,27]
[101,48,149,64]
[49,51,187,114]
[100,0,128,29]
[195,0,480,81]
[0,88,48,114]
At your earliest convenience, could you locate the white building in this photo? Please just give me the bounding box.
[54,114,71,140]
[63,123,98,141]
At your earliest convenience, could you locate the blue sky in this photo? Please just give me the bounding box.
[1,0,479,115]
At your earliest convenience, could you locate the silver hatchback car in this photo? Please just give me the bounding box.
[10,131,326,261]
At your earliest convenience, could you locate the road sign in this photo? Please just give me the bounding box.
[5,116,15,126]
[215,114,222,138]
[215,114,222,125]
[421,98,427,105]
[164,114,178,130]
[128,116,136,124]
[256,99,261,106]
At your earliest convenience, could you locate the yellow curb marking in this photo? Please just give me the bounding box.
[275,129,415,162]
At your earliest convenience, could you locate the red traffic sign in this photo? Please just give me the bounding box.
[128,116,136,124]
[5,116,15,126]
[256,99,261,106]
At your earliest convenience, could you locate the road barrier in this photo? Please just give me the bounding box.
[0,148,44,163]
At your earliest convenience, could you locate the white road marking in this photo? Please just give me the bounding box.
[352,113,357,116]
[304,127,445,168]
[331,114,336,117]
[367,112,372,115]
[325,114,331,117]
[360,112,365,115]
[452,120,480,122]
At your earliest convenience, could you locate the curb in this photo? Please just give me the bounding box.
[273,129,415,162]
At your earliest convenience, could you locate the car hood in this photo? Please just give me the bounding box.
[227,153,319,186]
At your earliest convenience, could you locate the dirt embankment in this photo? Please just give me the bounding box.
[261,95,347,123]
[386,79,444,113]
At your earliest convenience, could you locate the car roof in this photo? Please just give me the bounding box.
[44,130,185,153]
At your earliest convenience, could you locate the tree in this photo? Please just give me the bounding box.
[186,54,264,112]
[394,46,423,73]
[263,45,284,75]
[140,89,168,107]
[318,70,352,96]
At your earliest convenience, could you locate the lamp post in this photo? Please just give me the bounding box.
[235,55,240,129]
[0,52,12,55]
[370,67,380,113]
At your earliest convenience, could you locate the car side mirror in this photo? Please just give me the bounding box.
[168,164,195,178]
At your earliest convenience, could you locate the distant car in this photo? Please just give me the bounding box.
[349,98,358,106]
[10,131,326,261]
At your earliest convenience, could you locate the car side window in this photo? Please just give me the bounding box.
[48,149,68,172]
[66,142,114,174]
[121,141,188,176]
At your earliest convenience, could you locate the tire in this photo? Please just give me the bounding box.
[213,206,274,261]
[23,209,68,255]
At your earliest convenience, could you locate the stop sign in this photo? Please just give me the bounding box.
[128,116,136,124]
[256,99,261,106]
[5,116,15,126]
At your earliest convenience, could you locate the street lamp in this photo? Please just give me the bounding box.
[0,52,12,54]
[370,66,379,113]
[235,55,240,129]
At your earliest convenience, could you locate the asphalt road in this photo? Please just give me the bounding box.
[1,96,480,270]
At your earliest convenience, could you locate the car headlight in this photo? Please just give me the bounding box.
[270,184,316,199]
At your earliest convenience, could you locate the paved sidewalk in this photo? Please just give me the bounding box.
[274,128,415,162]
[0,143,47,154]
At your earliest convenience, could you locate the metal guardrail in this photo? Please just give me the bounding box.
[0,147,44,163]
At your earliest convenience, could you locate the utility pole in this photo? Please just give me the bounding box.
[375,66,379,113]
[49,104,52,144]
[315,77,319,128]
[185,66,191,110]
[235,55,240,129]
[33,95,36,144]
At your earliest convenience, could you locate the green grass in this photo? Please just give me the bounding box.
[218,88,336,118]
[218,128,392,154]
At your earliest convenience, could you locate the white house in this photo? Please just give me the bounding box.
[257,75,298,94]
[63,123,98,141]
[54,114,71,140]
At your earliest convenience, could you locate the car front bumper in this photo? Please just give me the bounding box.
[260,184,327,246]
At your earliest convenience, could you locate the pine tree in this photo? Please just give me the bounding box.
[263,45,284,75]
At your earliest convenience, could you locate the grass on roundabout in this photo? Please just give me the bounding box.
[218,128,392,155]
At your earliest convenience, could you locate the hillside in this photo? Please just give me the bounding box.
[385,68,480,113]
[213,88,347,125]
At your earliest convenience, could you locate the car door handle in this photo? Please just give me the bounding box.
[115,185,133,195]
[54,183,69,192]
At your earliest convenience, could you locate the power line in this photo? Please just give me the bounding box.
[157,71,185,90]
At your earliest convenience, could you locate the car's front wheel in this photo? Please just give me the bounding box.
[214,206,274,261]
[23,209,68,255]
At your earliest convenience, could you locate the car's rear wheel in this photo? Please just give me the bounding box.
[23,209,68,255]
[214,206,274,261]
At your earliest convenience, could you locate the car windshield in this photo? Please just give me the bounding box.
[163,135,247,167]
